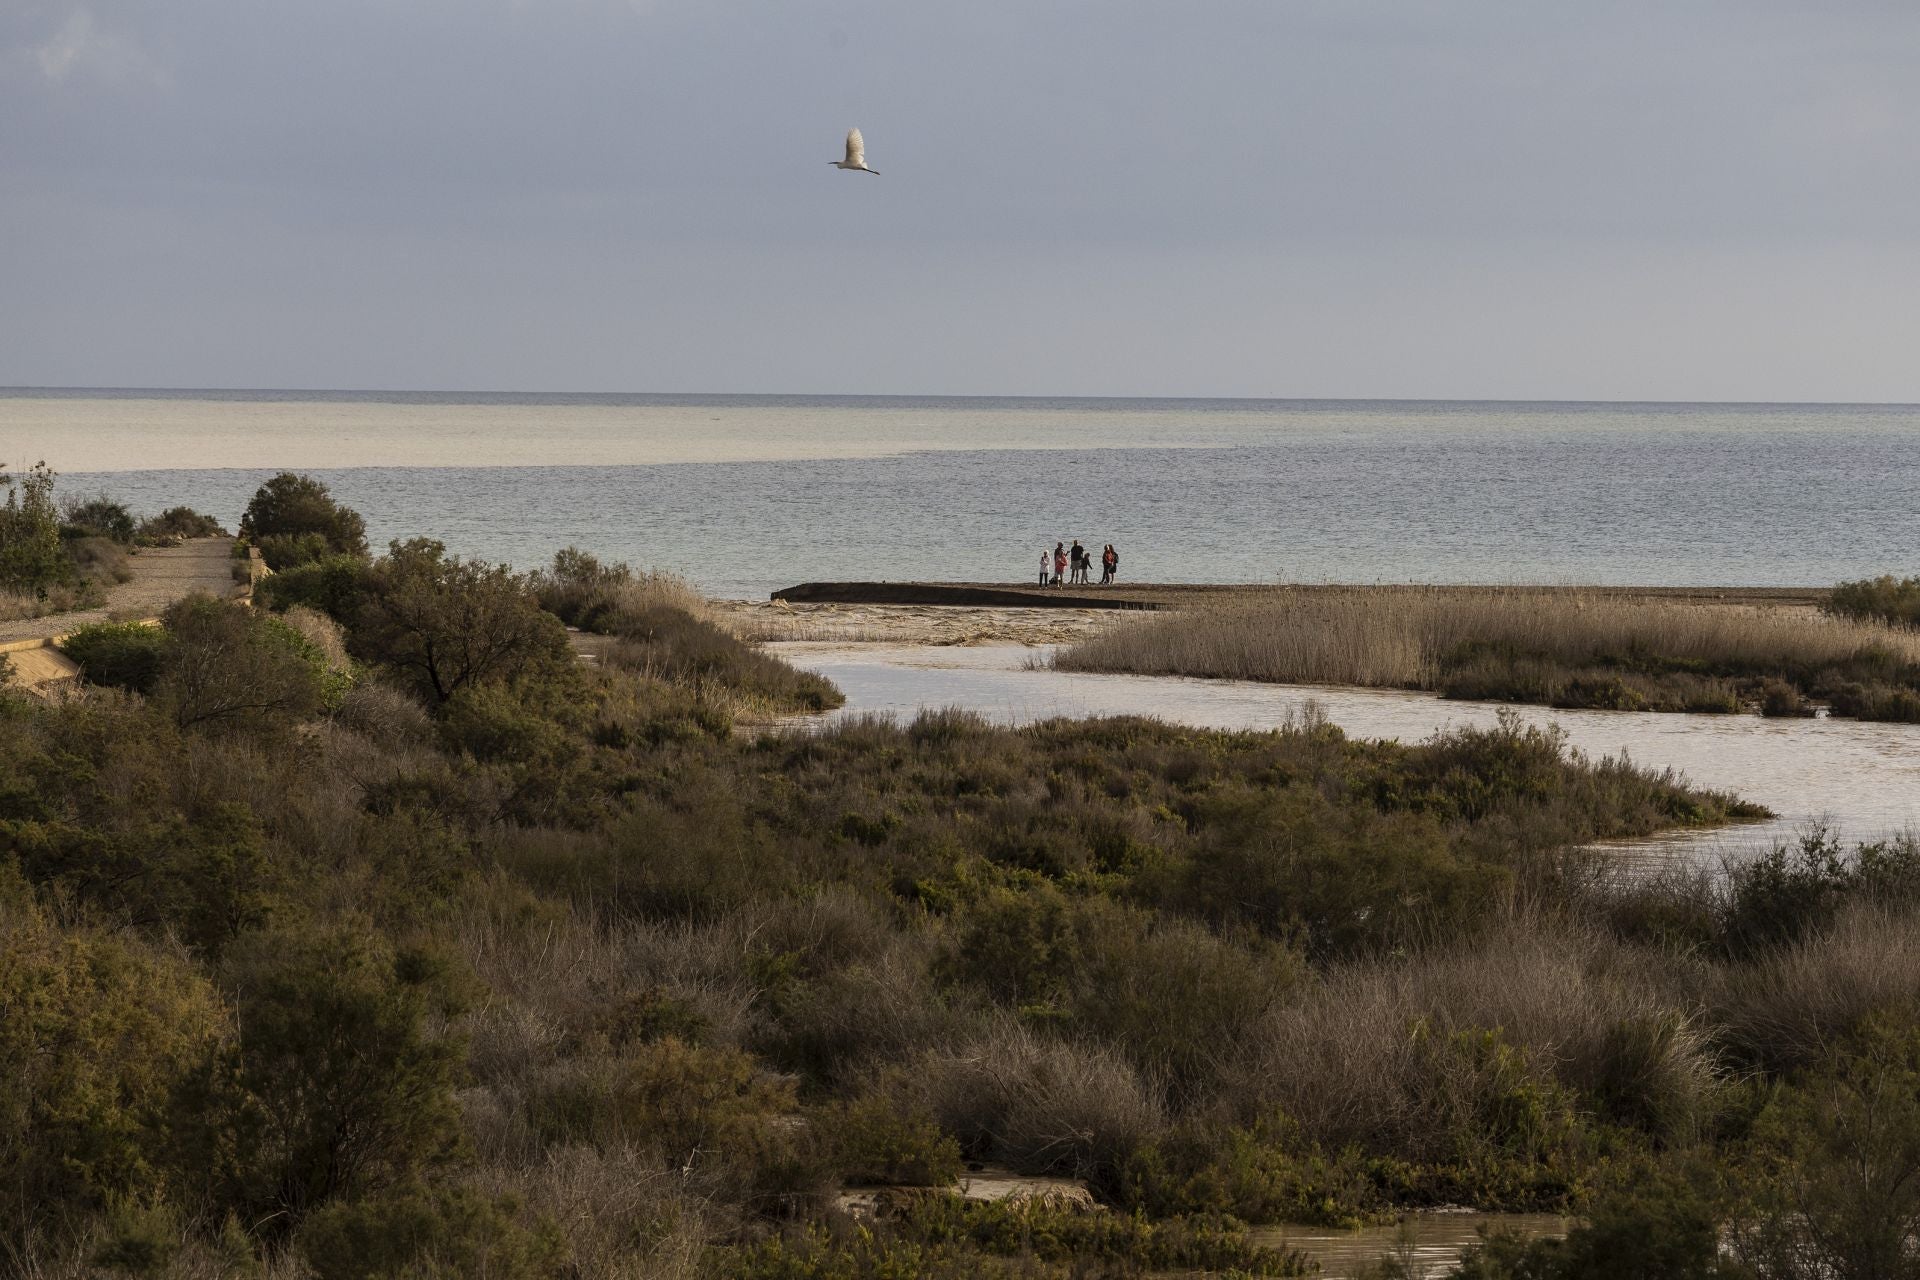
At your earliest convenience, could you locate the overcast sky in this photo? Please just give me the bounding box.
[3,1,1917,398]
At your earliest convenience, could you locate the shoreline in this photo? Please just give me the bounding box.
[770,581,1831,610]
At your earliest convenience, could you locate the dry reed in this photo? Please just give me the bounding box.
[1056,588,1920,691]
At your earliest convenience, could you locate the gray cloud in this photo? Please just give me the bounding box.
[2,1,1917,396]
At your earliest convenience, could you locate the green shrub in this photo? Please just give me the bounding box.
[1827,680,1920,722]
[1826,574,1920,629]
[0,892,228,1247]
[823,1095,964,1186]
[298,1184,566,1280]
[137,506,226,541]
[1454,1170,1735,1278]
[1177,784,1505,961]
[239,472,368,565]
[1710,829,1920,959]
[89,1196,182,1277]
[59,621,172,692]
[1112,1114,1381,1226]
[1,460,68,594]
[1729,1025,1920,1280]
[1758,678,1813,717]
[195,926,470,1227]
[62,496,137,543]
[256,529,334,570]
[255,553,375,622]
[723,1200,1309,1277]
[157,594,335,729]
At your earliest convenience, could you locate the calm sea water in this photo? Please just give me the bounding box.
[7,390,1917,598]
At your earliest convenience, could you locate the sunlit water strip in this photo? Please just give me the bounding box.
[773,642,1920,867]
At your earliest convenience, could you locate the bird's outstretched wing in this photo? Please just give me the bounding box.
[845,128,865,167]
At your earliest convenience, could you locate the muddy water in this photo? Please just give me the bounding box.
[773,643,1920,863]
[1254,1212,1567,1278]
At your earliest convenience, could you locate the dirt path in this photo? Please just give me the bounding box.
[0,538,242,646]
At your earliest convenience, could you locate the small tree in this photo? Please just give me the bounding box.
[239,473,368,569]
[0,460,68,595]
[352,539,571,705]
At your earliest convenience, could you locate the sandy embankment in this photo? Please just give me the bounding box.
[709,599,1134,647]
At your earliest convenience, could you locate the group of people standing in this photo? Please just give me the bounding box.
[1041,540,1119,586]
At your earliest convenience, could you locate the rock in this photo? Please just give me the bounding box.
[960,1170,1099,1214]
[835,1168,1100,1222]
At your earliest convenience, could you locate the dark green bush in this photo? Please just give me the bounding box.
[195,926,470,1228]
[256,529,334,571]
[0,893,228,1250]
[722,1200,1308,1278]
[298,1184,566,1280]
[1826,574,1920,629]
[1453,1171,1736,1278]
[62,496,137,543]
[823,1095,964,1186]
[58,621,172,692]
[1827,680,1920,722]
[157,594,337,729]
[137,506,226,541]
[239,472,368,566]
[255,553,375,622]
[1758,678,1813,717]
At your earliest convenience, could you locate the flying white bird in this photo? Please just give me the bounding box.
[830,127,880,175]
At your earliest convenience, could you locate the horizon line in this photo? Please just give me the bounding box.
[6,385,1920,409]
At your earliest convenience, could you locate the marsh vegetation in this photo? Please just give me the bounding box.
[7,479,1920,1277]
[1056,588,1920,721]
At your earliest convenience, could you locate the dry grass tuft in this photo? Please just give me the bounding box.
[1227,912,1720,1152]
[1712,905,1920,1072]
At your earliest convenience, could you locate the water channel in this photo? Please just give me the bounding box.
[775,642,1920,866]
[1252,1212,1568,1278]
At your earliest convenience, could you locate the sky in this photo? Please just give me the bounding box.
[2,0,1918,399]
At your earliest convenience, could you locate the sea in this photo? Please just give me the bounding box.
[6,389,1917,600]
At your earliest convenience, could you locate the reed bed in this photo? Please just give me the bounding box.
[1054,588,1920,718]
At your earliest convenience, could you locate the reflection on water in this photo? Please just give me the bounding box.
[1253,1212,1567,1279]
[775,643,1920,862]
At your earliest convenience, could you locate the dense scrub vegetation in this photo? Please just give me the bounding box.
[1058,588,1920,721]
[7,479,1920,1276]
